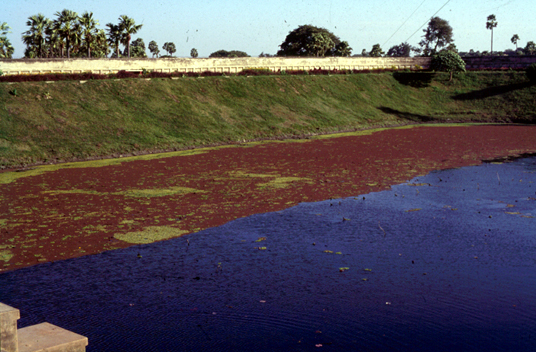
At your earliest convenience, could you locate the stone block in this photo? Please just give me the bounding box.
[0,302,20,352]
[18,323,87,352]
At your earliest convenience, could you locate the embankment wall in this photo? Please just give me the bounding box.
[463,56,536,69]
[0,57,430,75]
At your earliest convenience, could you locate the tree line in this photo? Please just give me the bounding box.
[14,10,144,59]
[1,11,534,60]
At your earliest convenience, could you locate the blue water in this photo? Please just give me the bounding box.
[2,157,536,351]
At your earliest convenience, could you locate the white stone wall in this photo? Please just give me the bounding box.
[0,57,431,76]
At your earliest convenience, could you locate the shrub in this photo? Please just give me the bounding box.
[238,67,273,76]
[431,51,466,81]
[526,63,536,82]
[115,70,140,79]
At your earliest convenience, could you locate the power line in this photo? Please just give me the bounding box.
[404,0,451,43]
[382,0,427,47]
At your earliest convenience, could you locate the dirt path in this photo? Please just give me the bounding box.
[2,124,536,272]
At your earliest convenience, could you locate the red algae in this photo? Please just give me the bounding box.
[1,124,536,271]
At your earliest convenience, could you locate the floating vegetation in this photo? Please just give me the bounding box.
[43,186,206,198]
[254,237,267,242]
[0,249,14,263]
[228,171,277,178]
[257,176,312,189]
[114,226,189,244]
[121,186,206,198]
[405,208,422,212]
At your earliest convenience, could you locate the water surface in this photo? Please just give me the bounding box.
[1,157,536,351]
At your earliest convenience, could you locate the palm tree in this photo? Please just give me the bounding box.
[486,14,498,54]
[148,40,159,58]
[53,9,79,58]
[163,42,176,57]
[45,25,62,57]
[22,14,51,58]
[91,29,109,58]
[511,34,520,51]
[118,15,143,58]
[79,12,99,58]
[106,23,122,58]
[0,22,14,58]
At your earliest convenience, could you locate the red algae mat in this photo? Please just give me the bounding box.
[1,124,536,272]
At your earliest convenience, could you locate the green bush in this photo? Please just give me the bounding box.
[526,63,536,82]
[431,51,466,81]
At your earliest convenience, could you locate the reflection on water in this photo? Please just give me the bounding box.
[1,157,536,351]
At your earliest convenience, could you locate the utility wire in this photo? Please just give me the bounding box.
[404,0,451,43]
[382,0,427,47]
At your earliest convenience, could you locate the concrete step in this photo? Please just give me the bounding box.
[18,323,88,352]
[0,303,87,352]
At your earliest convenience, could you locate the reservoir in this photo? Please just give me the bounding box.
[1,156,535,351]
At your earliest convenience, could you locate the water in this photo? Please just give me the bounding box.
[2,157,536,351]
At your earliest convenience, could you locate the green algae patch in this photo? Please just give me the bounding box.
[43,189,101,195]
[257,176,313,189]
[0,249,14,263]
[311,123,482,140]
[114,226,189,244]
[0,148,213,185]
[229,171,279,179]
[120,186,206,198]
[42,186,206,198]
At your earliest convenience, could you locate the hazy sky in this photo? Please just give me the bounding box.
[3,0,534,58]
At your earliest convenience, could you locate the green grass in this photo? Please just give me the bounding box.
[0,71,534,168]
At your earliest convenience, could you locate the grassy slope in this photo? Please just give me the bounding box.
[0,71,534,168]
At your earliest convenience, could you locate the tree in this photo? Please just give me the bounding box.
[277,25,342,56]
[106,23,122,58]
[190,48,198,58]
[45,23,63,57]
[419,17,453,56]
[334,41,352,57]
[431,50,466,81]
[22,14,51,58]
[163,42,176,57]
[148,40,159,57]
[525,41,536,56]
[486,14,498,53]
[306,32,334,57]
[361,48,368,57]
[129,38,146,57]
[53,9,79,58]
[118,15,142,58]
[90,29,109,58]
[209,50,248,57]
[79,12,99,58]
[511,34,520,50]
[369,44,384,57]
[446,43,458,53]
[386,42,413,57]
[0,22,14,58]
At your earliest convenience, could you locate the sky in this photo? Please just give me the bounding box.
[2,0,534,58]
